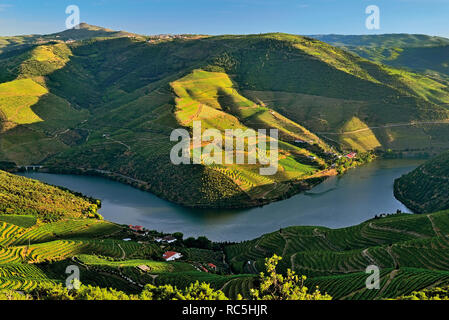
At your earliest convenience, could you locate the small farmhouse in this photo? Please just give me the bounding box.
[163,251,182,261]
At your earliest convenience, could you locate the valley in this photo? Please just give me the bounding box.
[1,22,449,302]
[2,25,449,209]
[0,166,448,300]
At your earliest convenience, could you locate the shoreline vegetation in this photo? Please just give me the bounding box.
[9,151,375,210]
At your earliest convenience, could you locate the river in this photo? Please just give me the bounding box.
[20,159,422,242]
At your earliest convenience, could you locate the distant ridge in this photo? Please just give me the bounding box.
[47,22,144,41]
[311,33,449,78]
[310,34,449,48]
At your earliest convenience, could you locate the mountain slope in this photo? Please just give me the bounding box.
[0,170,99,220]
[225,209,449,298]
[0,23,143,55]
[1,29,449,207]
[395,151,449,213]
[312,34,449,81]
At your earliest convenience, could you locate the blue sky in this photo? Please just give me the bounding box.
[0,0,448,37]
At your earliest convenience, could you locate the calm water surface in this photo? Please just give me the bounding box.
[21,159,423,242]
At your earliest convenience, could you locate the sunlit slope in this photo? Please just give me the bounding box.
[226,35,449,152]
[0,79,46,129]
[224,208,449,299]
[395,151,449,213]
[1,31,449,207]
[0,170,99,220]
[0,172,222,295]
[1,167,449,299]
[0,43,88,164]
[225,208,449,279]
[170,69,325,198]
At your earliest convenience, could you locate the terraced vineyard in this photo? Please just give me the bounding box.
[3,167,449,300]
[225,209,449,299]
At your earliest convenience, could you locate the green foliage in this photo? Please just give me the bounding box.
[225,209,449,299]
[140,281,228,300]
[395,151,449,213]
[247,255,331,300]
[29,282,134,300]
[0,171,100,221]
[184,236,213,250]
[314,34,449,79]
[393,286,449,300]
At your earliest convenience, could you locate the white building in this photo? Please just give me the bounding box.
[163,251,182,261]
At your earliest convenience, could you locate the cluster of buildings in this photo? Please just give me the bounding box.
[127,225,178,243]
[126,225,219,272]
[155,235,177,244]
[146,34,201,44]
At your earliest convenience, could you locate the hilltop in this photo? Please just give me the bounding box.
[395,151,449,213]
[1,26,449,208]
[47,23,143,41]
[0,23,140,54]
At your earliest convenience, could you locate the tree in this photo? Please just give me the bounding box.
[196,236,212,250]
[173,232,184,242]
[139,281,228,300]
[245,255,332,300]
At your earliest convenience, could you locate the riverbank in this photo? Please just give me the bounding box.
[20,159,422,242]
[16,165,336,210]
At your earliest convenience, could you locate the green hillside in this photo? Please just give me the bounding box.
[395,151,449,213]
[313,34,449,81]
[0,23,143,55]
[1,171,449,300]
[0,171,230,295]
[225,209,449,299]
[2,27,449,208]
[0,170,99,220]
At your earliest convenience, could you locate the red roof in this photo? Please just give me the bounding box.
[208,263,217,269]
[345,152,357,159]
[163,251,180,260]
[129,225,144,231]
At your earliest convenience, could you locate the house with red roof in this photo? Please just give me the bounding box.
[207,263,217,271]
[129,225,144,233]
[162,251,182,261]
[345,152,357,159]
